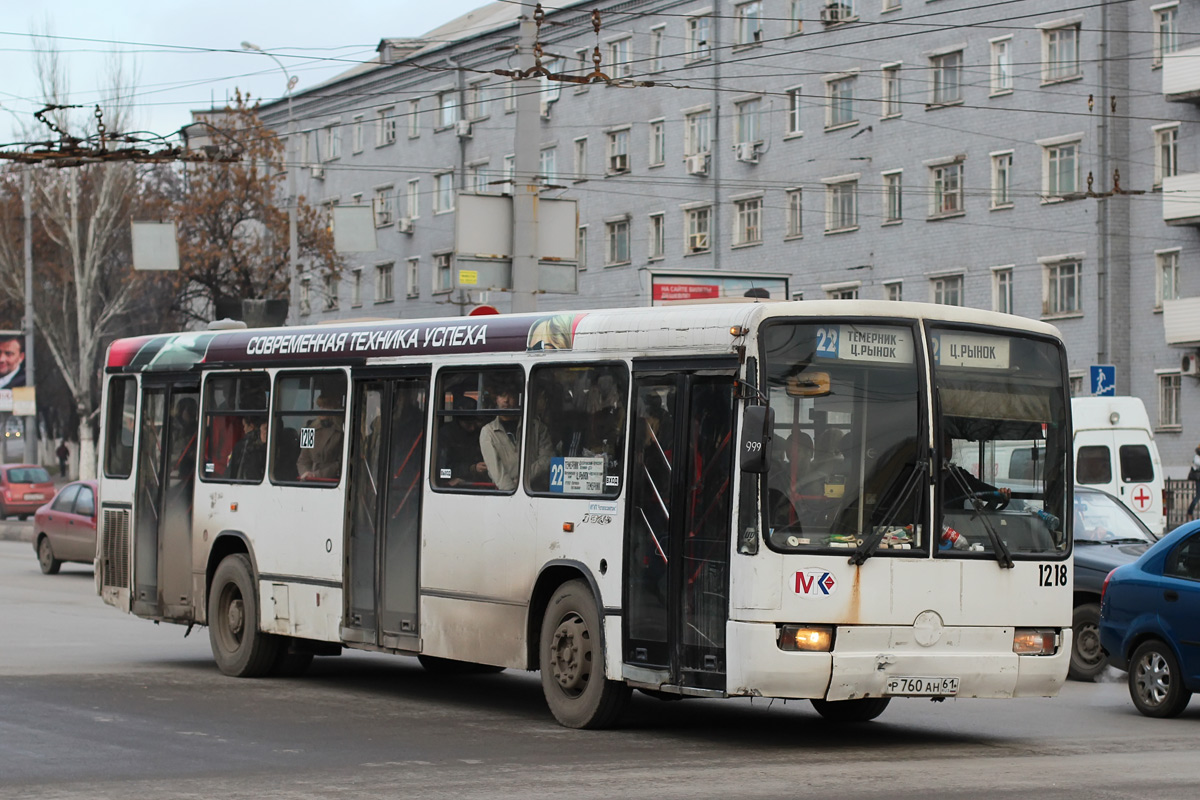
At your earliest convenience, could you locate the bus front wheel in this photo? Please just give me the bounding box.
[539,579,630,729]
[811,697,891,723]
[208,554,281,677]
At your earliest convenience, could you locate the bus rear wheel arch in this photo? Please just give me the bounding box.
[208,553,281,677]
[539,579,630,729]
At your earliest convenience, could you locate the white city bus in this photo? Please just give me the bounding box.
[96,300,1073,728]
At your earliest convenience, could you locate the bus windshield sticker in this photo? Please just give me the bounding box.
[299,427,316,449]
[931,332,1011,370]
[549,456,606,494]
[814,325,914,365]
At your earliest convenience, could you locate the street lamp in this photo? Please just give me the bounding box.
[241,41,300,325]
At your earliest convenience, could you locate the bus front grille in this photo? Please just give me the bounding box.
[100,507,131,590]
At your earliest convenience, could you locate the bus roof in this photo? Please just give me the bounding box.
[105,301,1063,374]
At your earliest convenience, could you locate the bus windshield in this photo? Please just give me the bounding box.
[762,321,924,554]
[931,327,1070,558]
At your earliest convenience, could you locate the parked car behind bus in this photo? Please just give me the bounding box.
[32,480,98,575]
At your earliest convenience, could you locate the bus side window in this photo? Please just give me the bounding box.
[200,373,270,483]
[525,364,629,498]
[104,376,137,479]
[271,372,346,486]
[431,367,523,493]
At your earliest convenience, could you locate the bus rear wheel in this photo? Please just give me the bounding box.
[540,579,630,729]
[208,554,281,677]
[811,697,891,723]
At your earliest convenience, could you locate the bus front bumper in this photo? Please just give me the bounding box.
[727,621,1070,701]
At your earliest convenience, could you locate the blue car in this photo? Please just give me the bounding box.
[1099,520,1200,717]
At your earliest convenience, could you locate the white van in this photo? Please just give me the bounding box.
[1070,397,1165,535]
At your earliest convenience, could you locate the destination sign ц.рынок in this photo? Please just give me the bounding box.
[932,332,1011,370]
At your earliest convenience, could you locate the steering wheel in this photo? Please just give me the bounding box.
[948,490,1010,511]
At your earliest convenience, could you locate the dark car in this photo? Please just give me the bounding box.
[0,464,56,520]
[1099,520,1200,717]
[1070,486,1159,681]
[32,480,98,575]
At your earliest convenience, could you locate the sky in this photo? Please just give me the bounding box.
[0,0,494,146]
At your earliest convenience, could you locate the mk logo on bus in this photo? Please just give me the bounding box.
[794,570,837,596]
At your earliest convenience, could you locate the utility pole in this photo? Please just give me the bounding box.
[22,167,37,466]
[510,15,540,314]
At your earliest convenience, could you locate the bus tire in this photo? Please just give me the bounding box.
[208,554,280,678]
[811,697,891,723]
[417,654,505,675]
[1068,603,1106,682]
[540,579,630,729]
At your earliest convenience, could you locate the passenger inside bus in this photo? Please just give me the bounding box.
[297,389,345,481]
[226,417,267,481]
[437,397,490,487]
[941,429,1009,510]
[480,383,553,491]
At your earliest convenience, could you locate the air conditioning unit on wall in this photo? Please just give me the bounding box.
[1182,353,1200,377]
[397,217,414,234]
[735,142,759,163]
[685,153,709,175]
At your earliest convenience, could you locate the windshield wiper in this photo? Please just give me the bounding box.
[946,465,1014,569]
[849,460,926,566]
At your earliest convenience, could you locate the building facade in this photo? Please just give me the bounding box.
[248,0,1200,473]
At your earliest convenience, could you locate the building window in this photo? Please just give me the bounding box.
[376,262,394,303]
[323,272,339,311]
[504,81,516,113]
[300,277,311,315]
[649,120,666,166]
[883,171,902,223]
[785,86,803,135]
[540,58,563,114]
[824,178,858,232]
[1044,140,1079,199]
[467,80,489,119]
[607,129,630,174]
[406,179,420,219]
[827,285,859,300]
[1069,375,1084,396]
[734,197,763,246]
[826,76,855,128]
[373,186,394,227]
[930,50,963,105]
[468,160,489,194]
[1044,259,1081,316]
[573,137,588,181]
[351,115,364,153]
[575,49,591,93]
[649,27,665,71]
[348,268,362,307]
[736,2,763,46]
[1153,3,1179,66]
[1159,372,1182,428]
[684,109,711,155]
[881,65,901,118]
[437,91,459,129]
[932,275,963,306]
[606,218,630,265]
[406,258,419,299]
[685,207,711,253]
[376,107,396,146]
[930,161,964,217]
[1157,249,1181,308]
[434,253,453,293]
[434,172,454,213]
[1043,24,1081,83]
[649,213,665,259]
[735,98,762,147]
[577,225,588,271]
[503,154,515,194]
[687,14,711,60]
[607,38,632,78]
[408,99,420,138]
[786,189,803,238]
[991,151,1013,208]
[885,281,903,301]
[882,0,900,10]
[990,37,1013,94]
[993,267,1013,313]
[1154,124,1179,187]
[540,147,558,187]
[788,0,804,33]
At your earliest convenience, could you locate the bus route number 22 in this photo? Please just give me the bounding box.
[816,326,839,358]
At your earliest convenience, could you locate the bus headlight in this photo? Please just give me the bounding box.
[1013,628,1058,655]
[778,624,833,652]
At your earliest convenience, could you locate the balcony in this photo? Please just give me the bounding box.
[1163,47,1200,102]
[1162,173,1200,225]
[1163,297,1200,347]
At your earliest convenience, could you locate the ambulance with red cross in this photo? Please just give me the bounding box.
[1071,397,1165,536]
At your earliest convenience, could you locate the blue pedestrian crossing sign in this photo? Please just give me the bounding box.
[1090,365,1116,396]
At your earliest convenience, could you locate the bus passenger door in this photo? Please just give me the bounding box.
[132,380,199,620]
[624,368,736,692]
[344,375,428,650]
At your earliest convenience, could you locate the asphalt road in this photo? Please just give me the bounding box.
[2,537,1199,800]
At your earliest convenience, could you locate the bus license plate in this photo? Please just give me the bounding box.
[884,676,959,696]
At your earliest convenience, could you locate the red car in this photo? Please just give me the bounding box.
[33,480,98,575]
[0,464,55,520]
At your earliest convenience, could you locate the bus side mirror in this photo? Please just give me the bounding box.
[740,405,774,473]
